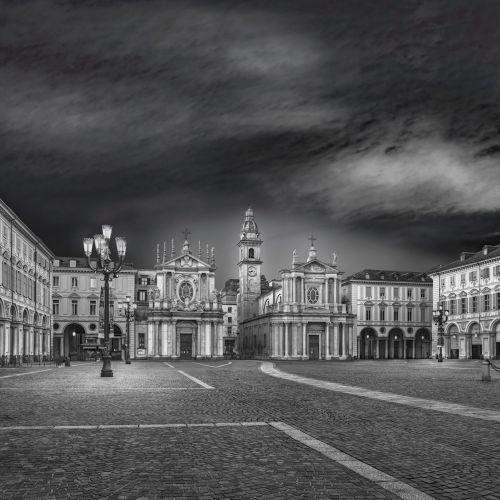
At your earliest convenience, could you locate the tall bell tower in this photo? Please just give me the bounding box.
[237,207,263,321]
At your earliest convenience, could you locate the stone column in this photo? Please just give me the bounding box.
[196,321,203,359]
[341,324,349,360]
[284,322,289,359]
[161,322,168,356]
[292,323,298,357]
[217,322,224,357]
[296,323,302,356]
[412,338,416,359]
[332,323,339,358]
[325,322,331,360]
[171,321,178,359]
[155,321,161,357]
[147,321,155,356]
[385,336,389,359]
[302,323,307,359]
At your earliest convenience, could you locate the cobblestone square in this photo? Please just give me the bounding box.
[1,359,500,499]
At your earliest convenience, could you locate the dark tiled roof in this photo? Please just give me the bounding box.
[54,257,136,270]
[427,245,500,274]
[343,269,432,284]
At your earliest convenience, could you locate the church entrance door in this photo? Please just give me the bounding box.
[309,335,319,360]
[180,334,192,359]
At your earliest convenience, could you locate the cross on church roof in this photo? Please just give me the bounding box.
[182,228,191,241]
[309,234,317,246]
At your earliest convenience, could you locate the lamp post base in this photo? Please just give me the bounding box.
[101,355,113,377]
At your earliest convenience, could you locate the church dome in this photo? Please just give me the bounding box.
[241,207,259,237]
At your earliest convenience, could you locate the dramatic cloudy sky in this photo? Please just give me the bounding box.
[2,0,500,285]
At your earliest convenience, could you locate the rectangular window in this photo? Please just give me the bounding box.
[138,290,147,301]
[365,286,372,298]
[379,287,386,299]
[380,309,385,321]
[450,300,456,315]
[138,333,145,348]
[484,295,490,312]
[407,309,412,321]
[69,260,77,268]
[71,300,78,315]
[497,293,500,310]
[407,288,413,299]
[90,300,97,315]
[140,277,148,285]
[495,265,500,276]
[71,277,78,288]
[53,276,60,287]
[228,306,232,313]
[461,297,467,314]
[227,327,232,335]
[90,277,97,289]
[393,287,399,299]
[450,276,455,287]
[227,317,232,323]
[440,277,445,289]
[481,267,490,280]
[53,300,59,315]
[365,308,371,321]
[469,271,477,282]
[460,273,466,285]
[420,307,426,322]
[420,289,426,300]
[471,296,478,313]
[393,309,399,321]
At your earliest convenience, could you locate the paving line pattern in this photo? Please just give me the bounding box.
[0,420,433,500]
[261,362,500,423]
[0,369,52,379]
[163,362,215,389]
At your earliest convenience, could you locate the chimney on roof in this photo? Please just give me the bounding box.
[460,252,466,261]
[483,245,489,256]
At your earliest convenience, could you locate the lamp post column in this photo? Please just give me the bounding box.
[102,272,113,377]
[125,301,131,364]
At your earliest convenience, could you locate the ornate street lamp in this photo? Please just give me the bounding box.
[432,303,449,363]
[83,226,126,377]
[119,295,137,365]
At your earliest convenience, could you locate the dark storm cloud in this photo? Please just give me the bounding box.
[2,0,500,279]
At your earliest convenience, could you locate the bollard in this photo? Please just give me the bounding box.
[482,360,491,382]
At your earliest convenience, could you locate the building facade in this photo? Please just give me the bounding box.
[222,278,239,356]
[429,246,500,360]
[238,208,355,360]
[52,257,136,360]
[0,199,54,362]
[342,270,433,359]
[141,237,225,359]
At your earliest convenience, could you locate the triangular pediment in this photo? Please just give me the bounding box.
[161,253,211,270]
[295,258,336,273]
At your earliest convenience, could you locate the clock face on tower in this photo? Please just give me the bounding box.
[248,266,257,277]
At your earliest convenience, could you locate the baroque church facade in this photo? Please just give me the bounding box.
[140,236,225,359]
[237,208,356,360]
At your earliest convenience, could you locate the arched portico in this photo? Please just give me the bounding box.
[62,323,86,360]
[446,324,460,359]
[468,322,482,359]
[359,327,377,359]
[388,328,404,359]
[414,328,431,359]
[111,324,123,359]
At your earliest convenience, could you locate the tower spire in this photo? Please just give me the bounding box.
[163,241,167,262]
[171,238,175,258]
[156,243,160,264]
[198,240,202,259]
